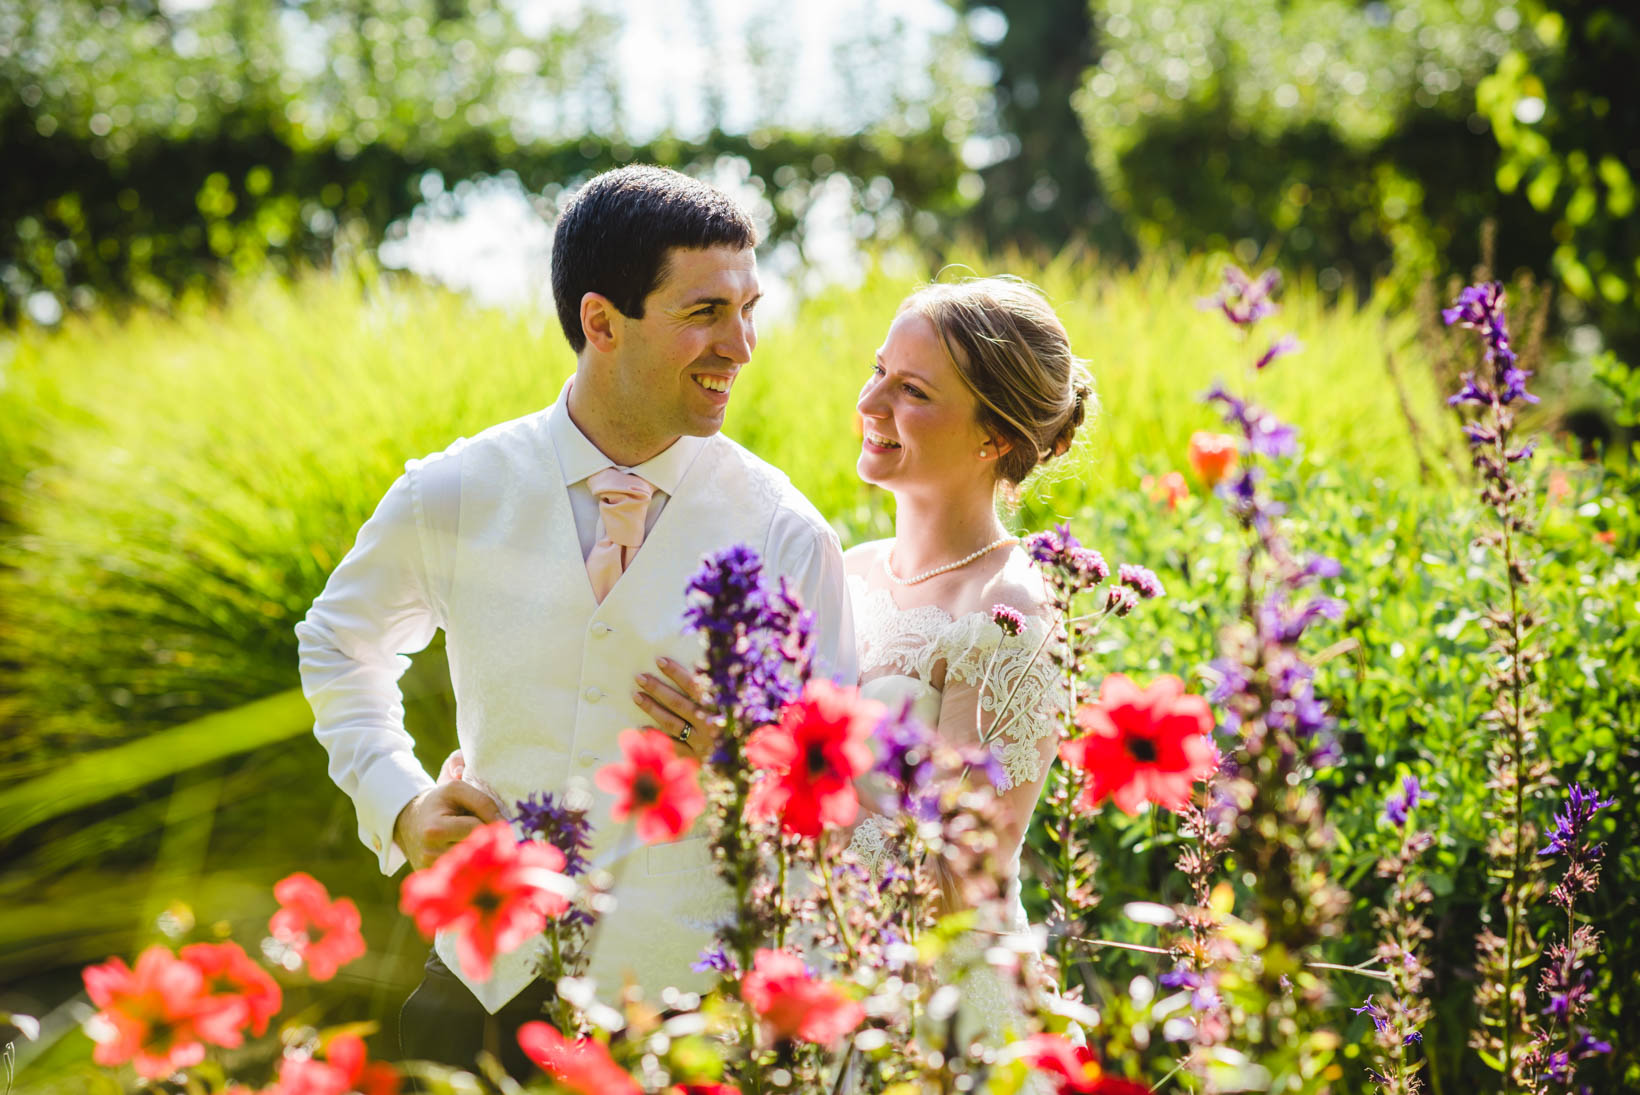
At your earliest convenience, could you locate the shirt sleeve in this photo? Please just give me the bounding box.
[294,454,458,874]
[764,507,858,687]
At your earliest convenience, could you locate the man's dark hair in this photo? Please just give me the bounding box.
[551,165,757,353]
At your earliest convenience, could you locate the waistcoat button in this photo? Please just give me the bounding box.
[591,622,612,638]
[584,686,603,702]
[576,751,597,767]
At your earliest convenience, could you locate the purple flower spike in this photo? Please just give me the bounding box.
[1383,775,1436,827]
[990,604,1026,636]
[683,544,813,726]
[1255,334,1301,370]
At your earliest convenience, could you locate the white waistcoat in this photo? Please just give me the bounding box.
[439,411,785,1011]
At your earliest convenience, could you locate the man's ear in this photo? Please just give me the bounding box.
[580,292,620,354]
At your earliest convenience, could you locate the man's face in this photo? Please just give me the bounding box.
[611,245,761,442]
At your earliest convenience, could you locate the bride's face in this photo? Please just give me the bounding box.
[856,310,995,492]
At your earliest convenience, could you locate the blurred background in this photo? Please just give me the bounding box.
[2,1,1637,1092]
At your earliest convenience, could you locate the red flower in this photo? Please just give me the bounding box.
[269,873,367,981]
[1059,674,1216,815]
[744,680,879,838]
[81,945,218,1078]
[1141,470,1189,511]
[595,728,705,844]
[517,1022,640,1095]
[179,941,282,1042]
[672,1085,741,1095]
[1187,431,1239,487]
[740,948,865,1048]
[399,820,569,981]
[276,1033,399,1095]
[1019,1034,1149,1095]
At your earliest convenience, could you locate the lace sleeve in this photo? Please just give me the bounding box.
[937,612,1067,791]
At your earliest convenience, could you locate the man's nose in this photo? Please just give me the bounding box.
[716,315,754,364]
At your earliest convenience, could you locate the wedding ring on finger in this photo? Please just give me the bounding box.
[678,724,692,743]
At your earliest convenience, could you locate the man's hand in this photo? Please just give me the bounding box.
[393,781,502,871]
[633,656,717,759]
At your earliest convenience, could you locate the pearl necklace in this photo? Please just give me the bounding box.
[883,536,1018,586]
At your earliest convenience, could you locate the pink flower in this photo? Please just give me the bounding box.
[1059,674,1216,815]
[517,1022,639,1095]
[596,728,707,843]
[276,1033,399,1095]
[82,945,218,1078]
[399,821,570,981]
[740,948,865,1048]
[745,680,879,838]
[269,873,367,981]
[179,941,282,1042]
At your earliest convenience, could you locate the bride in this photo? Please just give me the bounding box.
[841,276,1088,1047]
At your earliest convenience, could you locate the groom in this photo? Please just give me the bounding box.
[296,165,856,1073]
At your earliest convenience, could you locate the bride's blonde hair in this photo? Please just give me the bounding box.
[898,276,1094,488]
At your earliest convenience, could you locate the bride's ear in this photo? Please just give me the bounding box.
[977,433,1013,462]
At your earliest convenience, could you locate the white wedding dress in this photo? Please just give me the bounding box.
[843,558,1066,1051]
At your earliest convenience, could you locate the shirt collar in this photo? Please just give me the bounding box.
[547,378,706,495]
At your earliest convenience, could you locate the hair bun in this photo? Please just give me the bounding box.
[1049,381,1091,460]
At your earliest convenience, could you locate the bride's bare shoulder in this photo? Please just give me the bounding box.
[963,546,1053,621]
[843,538,892,580]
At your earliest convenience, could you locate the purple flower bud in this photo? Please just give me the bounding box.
[691,944,739,974]
[1200,265,1282,327]
[1383,775,1436,827]
[991,604,1026,636]
[1255,334,1301,371]
[513,792,594,877]
[1105,585,1138,617]
[1118,563,1165,599]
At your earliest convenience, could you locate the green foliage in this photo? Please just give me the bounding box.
[1477,2,1640,364]
[1075,0,1559,294]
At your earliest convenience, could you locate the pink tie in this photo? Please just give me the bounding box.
[586,468,655,604]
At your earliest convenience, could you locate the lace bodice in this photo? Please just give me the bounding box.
[849,574,1065,792]
[839,565,1070,1071]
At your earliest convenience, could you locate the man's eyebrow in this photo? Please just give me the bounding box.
[680,291,763,309]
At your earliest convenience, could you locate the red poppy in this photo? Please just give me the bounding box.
[399,820,570,981]
[276,1033,399,1095]
[744,680,880,838]
[1187,431,1239,487]
[740,948,865,1048]
[672,1085,741,1095]
[268,872,367,981]
[517,1021,640,1095]
[1018,1034,1149,1095]
[81,945,219,1078]
[1059,674,1216,815]
[178,941,282,1042]
[1142,470,1189,511]
[596,728,706,844]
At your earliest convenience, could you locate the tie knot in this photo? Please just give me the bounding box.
[588,468,654,548]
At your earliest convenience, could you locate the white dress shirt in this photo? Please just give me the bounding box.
[296,384,856,879]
